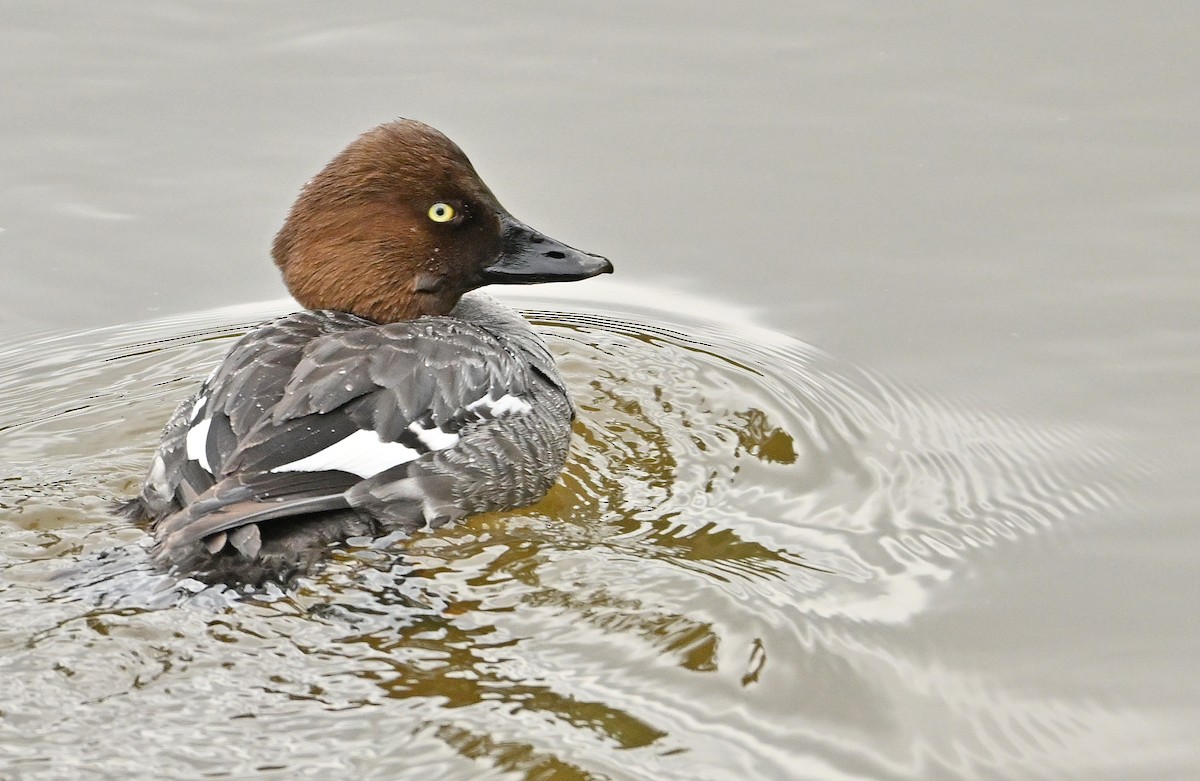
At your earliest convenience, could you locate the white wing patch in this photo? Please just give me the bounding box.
[270,429,421,479]
[466,392,533,418]
[187,387,529,482]
[408,421,460,450]
[185,417,213,473]
[189,394,208,423]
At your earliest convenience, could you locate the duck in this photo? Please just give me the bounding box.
[119,119,612,586]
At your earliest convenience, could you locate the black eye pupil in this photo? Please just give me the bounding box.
[429,203,459,222]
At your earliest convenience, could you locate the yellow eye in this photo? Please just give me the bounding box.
[428,202,456,223]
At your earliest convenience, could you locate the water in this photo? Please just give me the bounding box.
[0,290,1159,779]
[3,3,1199,779]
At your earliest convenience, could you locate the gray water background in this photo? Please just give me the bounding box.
[2,3,1198,779]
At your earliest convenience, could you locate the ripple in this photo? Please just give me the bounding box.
[0,290,1135,780]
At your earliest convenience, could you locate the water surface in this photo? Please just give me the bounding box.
[0,288,1165,779]
[2,3,1199,779]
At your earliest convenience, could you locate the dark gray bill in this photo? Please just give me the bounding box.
[481,216,613,284]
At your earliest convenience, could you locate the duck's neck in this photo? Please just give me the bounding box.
[451,292,529,334]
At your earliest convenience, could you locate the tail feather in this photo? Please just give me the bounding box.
[152,494,352,561]
[151,471,359,565]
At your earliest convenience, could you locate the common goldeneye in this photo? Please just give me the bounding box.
[120,119,612,586]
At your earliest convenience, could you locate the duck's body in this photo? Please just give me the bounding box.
[121,120,610,585]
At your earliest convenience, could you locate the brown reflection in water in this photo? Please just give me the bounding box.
[525,585,718,672]
[613,517,827,582]
[435,724,606,781]
[727,408,797,465]
[333,614,667,748]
